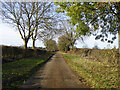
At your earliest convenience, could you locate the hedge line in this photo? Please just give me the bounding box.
[67,48,119,65]
[2,46,47,63]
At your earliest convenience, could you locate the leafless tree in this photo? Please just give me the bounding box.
[0,2,55,49]
[37,15,65,45]
[59,20,84,50]
[31,2,55,49]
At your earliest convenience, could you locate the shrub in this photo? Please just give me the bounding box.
[2,46,48,63]
[67,48,118,65]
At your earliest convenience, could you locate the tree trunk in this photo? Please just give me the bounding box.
[32,40,36,49]
[24,40,28,49]
[71,43,74,50]
[71,40,76,50]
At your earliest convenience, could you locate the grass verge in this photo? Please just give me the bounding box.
[62,53,118,88]
[2,52,54,88]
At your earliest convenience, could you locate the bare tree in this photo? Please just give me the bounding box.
[0,2,55,49]
[1,2,35,49]
[37,16,65,45]
[31,2,55,49]
[39,29,55,42]
[59,20,84,50]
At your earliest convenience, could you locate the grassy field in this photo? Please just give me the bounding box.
[2,52,54,88]
[62,53,119,88]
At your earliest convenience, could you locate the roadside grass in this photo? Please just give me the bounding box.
[62,53,118,88]
[2,52,54,88]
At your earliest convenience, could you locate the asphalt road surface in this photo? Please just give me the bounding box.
[20,53,88,88]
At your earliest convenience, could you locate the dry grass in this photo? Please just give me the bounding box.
[62,53,119,88]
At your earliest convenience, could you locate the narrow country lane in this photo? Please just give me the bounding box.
[20,53,87,88]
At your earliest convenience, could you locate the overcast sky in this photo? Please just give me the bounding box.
[0,19,118,49]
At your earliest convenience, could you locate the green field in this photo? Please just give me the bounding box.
[2,52,54,88]
[62,53,119,88]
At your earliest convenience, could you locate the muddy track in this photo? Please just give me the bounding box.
[20,53,88,88]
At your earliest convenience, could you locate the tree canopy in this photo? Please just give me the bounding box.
[58,35,69,51]
[44,39,57,51]
[58,33,75,52]
[56,2,120,44]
